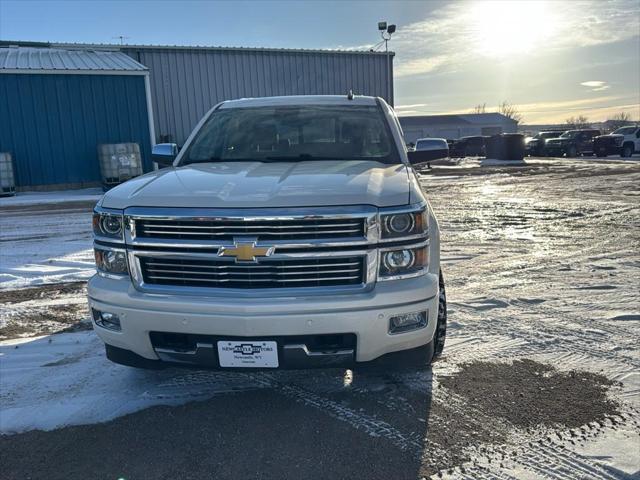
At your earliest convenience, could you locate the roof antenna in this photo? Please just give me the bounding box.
[347,89,354,100]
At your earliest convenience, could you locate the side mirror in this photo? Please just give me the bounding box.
[407,148,449,165]
[152,143,178,167]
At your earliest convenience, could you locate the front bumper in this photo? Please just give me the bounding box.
[88,272,439,367]
[525,143,542,155]
[594,144,622,156]
[545,145,566,156]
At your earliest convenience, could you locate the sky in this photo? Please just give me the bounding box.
[0,0,638,124]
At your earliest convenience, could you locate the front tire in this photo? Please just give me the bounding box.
[621,143,634,158]
[566,145,577,158]
[432,269,447,360]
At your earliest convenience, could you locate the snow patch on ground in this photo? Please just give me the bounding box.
[0,332,220,433]
[0,210,95,289]
[573,427,640,477]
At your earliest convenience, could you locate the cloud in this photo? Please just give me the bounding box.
[515,95,640,123]
[580,81,611,91]
[525,103,640,124]
[395,103,429,110]
[395,96,640,123]
[580,81,606,88]
[390,0,640,78]
[394,55,450,77]
[516,95,623,113]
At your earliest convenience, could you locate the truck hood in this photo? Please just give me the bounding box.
[100,160,411,209]
[596,134,623,139]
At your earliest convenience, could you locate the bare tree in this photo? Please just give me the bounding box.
[498,101,523,124]
[472,103,487,114]
[565,115,590,129]
[607,112,632,130]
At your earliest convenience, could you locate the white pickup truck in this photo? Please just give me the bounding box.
[594,125,640,158]
[88,95,446,370]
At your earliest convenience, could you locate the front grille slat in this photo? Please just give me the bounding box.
[139,222,362,230]
[144,268,361,277]
[145,275,362,283]
[135,217,366,241]
[140,256,366,289]
[139,228,362,236]
[143,260,361,270]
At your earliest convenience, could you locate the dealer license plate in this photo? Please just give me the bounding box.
[217,341,279,368]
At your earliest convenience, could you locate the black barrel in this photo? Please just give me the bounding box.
[502,134,525,160]
[485,135,505,159]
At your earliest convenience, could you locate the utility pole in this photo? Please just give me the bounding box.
[377,22,396,105]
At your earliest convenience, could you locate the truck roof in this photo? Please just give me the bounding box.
[219,95,380,109]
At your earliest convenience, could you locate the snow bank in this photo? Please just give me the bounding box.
[0,188,102,207]
[0,332,270,433]
[0,210,95,289]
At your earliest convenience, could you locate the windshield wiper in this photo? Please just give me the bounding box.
[183,157,254,165]
[264,154,364,161]
[183,154,373,165]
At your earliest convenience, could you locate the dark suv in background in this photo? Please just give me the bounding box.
[544,129,601,157]
[525,131,566,156]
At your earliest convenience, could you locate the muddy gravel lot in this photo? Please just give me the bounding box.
[1,158,639,479]
[0,282,90,340]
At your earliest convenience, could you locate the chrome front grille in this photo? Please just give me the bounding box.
[139,256,366,289]
[135,218,365,241]
[124,206,377,294]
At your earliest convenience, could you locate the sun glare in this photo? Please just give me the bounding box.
[469,0,557,58]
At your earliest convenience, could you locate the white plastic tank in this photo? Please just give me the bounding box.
[97,143,143,190]
[0,152,16,197]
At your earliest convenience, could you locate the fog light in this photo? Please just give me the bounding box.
[388,311,427,334]
[92,309,121,331]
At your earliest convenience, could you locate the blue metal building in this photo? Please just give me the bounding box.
[11,41,394,147]
[0,47,154,189]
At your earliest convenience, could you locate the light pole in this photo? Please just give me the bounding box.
[378,21,396,105]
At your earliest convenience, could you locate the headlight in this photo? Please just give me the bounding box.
[93,210,124,240]
[379,245,428,280]
[380,208,427,239]
[94,247,128,276]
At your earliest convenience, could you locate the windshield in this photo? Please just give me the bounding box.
[415,139,447,150]
[560,131,578,139]
[613,126,636,135]
[539,132,562,139]
[181,105,399,165]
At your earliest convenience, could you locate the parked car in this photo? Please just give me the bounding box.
[524,130,566,156]
[449,136,486,157]
[544,129,601,157]
[414,137,449,162]
[593,125,640,157]
[88,95,447,371]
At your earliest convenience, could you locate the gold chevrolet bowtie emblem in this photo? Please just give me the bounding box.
[218,240,275,262]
